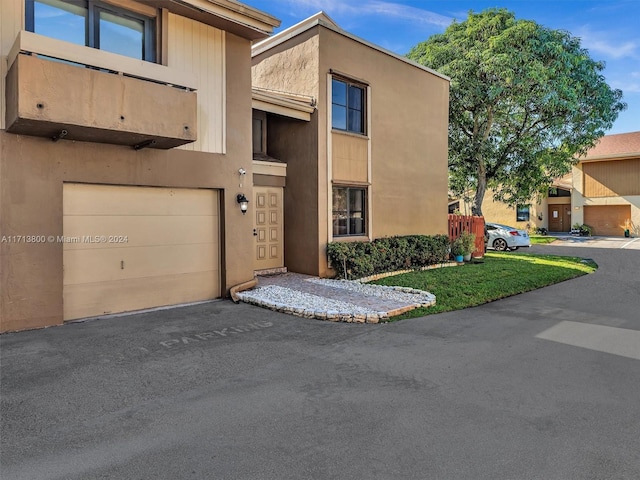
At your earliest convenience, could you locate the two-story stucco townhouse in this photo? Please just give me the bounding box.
[572,131,640,236]
[1,6,451,332]
[251,13,450,278]
[0,0,280,332]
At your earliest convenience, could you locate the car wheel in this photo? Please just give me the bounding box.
[493,238,508,251]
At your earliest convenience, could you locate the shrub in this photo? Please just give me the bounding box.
[458,231,476,255]
[327,234,450,279]
[571,223,593,236]
[450,237,465,256]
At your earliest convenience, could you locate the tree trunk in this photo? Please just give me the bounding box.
[471,160,487,217]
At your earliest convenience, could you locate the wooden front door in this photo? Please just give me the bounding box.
[254,186,284,271]
[548,204,571,232]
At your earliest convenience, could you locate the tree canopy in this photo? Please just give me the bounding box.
[407,9,626,216]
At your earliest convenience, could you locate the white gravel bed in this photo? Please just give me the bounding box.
[307,278,436,305]
[237,285,382,320]
[237,279,436,324]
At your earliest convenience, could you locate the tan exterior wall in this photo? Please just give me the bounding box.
[318,27,449,276]
[6,54,197,148]
[267,115,320,275]
[252,30,320,99]
[0,32,254,332]
[0,0,24,130]
[167,13,226,153]
[572,161,640,236]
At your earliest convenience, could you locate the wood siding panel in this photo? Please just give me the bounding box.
[63,184,220,320]
[167,13,225,153]
[0,0,23,130]
[583,158,640,197]
[332,132,368,183]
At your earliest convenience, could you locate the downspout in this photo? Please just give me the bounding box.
[229,277,258,303]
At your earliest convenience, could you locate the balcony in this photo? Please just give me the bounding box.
[5,31,197,149]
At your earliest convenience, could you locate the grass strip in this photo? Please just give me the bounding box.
[372,252,597,320]
[530,235,558,244]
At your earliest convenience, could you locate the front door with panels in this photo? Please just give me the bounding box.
[548,204,571,232]
[254,186,284,271]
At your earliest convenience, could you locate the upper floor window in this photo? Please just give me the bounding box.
[26,0,155,61]
[332,78,365,135]
[252,111,266,155]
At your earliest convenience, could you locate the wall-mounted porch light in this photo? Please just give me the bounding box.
[237,193,249,215]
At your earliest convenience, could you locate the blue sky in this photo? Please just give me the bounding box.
[247,0,639,135]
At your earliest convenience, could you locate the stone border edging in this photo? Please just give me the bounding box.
[355,261,459,283]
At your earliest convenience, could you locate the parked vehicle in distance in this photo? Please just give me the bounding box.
[485,223,531,251]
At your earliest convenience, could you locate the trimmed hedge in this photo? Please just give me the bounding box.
[327,234,450,279]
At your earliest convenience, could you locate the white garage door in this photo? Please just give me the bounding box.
[63,184,220,321]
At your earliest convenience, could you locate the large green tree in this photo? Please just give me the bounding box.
[408,9,626,216]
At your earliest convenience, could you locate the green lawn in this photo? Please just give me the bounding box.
[530,235,558,244]
[373,252,597,320]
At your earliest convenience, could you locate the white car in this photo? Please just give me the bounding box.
[485,223,531,251]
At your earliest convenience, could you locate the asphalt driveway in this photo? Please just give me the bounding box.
[1,243,639,479]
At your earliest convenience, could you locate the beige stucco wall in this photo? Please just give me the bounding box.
[318,27,449,276]
[0,32,254,332]
[6,54,198,148]
[252,30,320,99]
[0,0,24,131]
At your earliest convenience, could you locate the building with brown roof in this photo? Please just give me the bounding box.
[572,131,640,236]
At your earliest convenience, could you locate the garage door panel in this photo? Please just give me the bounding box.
[63,184,218,216]
[63,184,221,321]
[64,271,219,320]
[584,205,631,236]
[64,243,218,284]
[63,215,218,250]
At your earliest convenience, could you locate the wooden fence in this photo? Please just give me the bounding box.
[448,214,485,257]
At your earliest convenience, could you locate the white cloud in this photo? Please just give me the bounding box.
[577,26,639,59]
[284,0,452,28]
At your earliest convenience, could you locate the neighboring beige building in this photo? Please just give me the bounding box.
[454,131,640,236]
[572,131,640,236]
[453,175,573,233]
[251,12,450,277]
[1,0,280,332]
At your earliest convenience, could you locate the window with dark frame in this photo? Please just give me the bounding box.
[332,187,366,237]
[26,0,155,62]
[516,205,530,222]
[331,78,365,135]
[252,117,264,154]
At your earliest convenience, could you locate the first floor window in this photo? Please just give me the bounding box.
[516,205,530,222]
[333,187,366,236]
[26,0,155,61]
